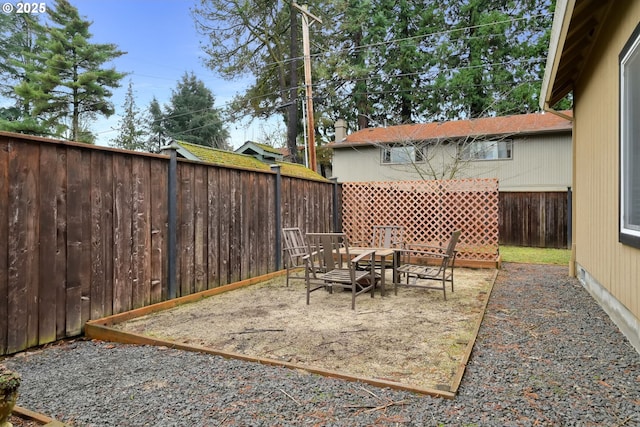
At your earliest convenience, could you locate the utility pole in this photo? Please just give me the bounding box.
[292,3,322,172]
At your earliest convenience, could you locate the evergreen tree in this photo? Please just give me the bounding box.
[195,0,559,144]
[0,13,51,134]
[163,72,229,149]
[110,80,150,151]
[193,0,298,157]
[20,0,126,142]
[145,97,167,152]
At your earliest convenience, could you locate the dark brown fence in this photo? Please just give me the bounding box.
[0,132,336,355]
[499,191,569,249]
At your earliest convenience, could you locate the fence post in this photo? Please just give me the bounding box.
[167,147,178,299]
[330,177,340,232]
[271,165,282,271]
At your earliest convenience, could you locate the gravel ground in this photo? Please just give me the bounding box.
[3,263,640,426]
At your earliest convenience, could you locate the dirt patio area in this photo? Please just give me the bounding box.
[101,268,496,394]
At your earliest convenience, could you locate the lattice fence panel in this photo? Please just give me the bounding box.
[341,179,499,262]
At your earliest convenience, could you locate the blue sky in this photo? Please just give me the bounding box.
[71,0,277,148]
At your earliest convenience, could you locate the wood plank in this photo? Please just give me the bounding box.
[89,151,106,319]
[206,167,220,288]
[131,156,151,309]
[229,170,241,284]
[79,150,92,328]
[193,165,207,292]
[65,148,89,336]
[218,168,231,285]
[113,155,133,314]
[150,158,167,303]
[0,137,9,354]
[7,140,38,353]
[241,172,252,278]
[90,151,114,319]
[178,164,194,296]
[38,145,58,345]
[24,143,40,349]
[55,147,67,340]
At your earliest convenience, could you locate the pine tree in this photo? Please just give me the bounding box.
[0,13,51,134]
[110,80,150,151]
[163,72,229,149]
[145,97,167,152]
[23,0,126,142]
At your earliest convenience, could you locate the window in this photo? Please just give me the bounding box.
[460,140,512,161]
[381,144,426,164]
[620,23,640,248]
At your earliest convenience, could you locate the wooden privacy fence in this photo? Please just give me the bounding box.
[0,132,336,356]
[499,191,569,249]
[341,179,499,266]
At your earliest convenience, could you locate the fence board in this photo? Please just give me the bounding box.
[54,147,67,339]
[178,164,194,296]
[241,172,252,278]
[132,157,151,309]
[65,148,91,335]
[193,165,207,292]
[207,167,220,288]
[0,138,8,354]
[38,145,58,344]
[229,170,242,284]
[113,155,133,313]
[218,168,231,285]
[90,151,114,318]
[7,141,40,351]
[150,158,166,302]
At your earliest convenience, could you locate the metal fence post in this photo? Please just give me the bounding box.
[167,147,178,299]
[271,165,282,271]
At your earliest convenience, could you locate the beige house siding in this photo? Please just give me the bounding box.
[573,2,640,324]
[332,133,571,192]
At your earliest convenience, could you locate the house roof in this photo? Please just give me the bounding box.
[168,140,327,181]
[235,141,284,161]
[332,111,573,147]
[540,0,613,110]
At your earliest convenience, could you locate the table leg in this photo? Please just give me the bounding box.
[379,254,386,297]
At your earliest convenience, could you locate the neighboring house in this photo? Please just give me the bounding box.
[235,140,284,163]
[162,140,327,181]
[331,112,572,191]
[331,112,573,248]
[540,0,640,354]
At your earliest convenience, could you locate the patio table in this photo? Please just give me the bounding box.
[340,247,399,297]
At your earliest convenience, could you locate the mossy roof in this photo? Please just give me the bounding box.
[176,141,327,182]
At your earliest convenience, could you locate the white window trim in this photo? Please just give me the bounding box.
[380,144,426,165]
[460,139,513,162]
[619,22,640,248]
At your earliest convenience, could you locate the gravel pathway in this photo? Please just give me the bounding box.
[3,263,640,426]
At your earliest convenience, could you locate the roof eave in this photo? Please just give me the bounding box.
[540,0,575,112]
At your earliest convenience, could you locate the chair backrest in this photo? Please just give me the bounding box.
[282,228,308,265]
[371,225,404,248]
[305,232,349,271]
[445,230,461,256]
[441,230,461,269]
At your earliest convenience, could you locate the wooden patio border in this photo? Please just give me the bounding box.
[85,268,498,400]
